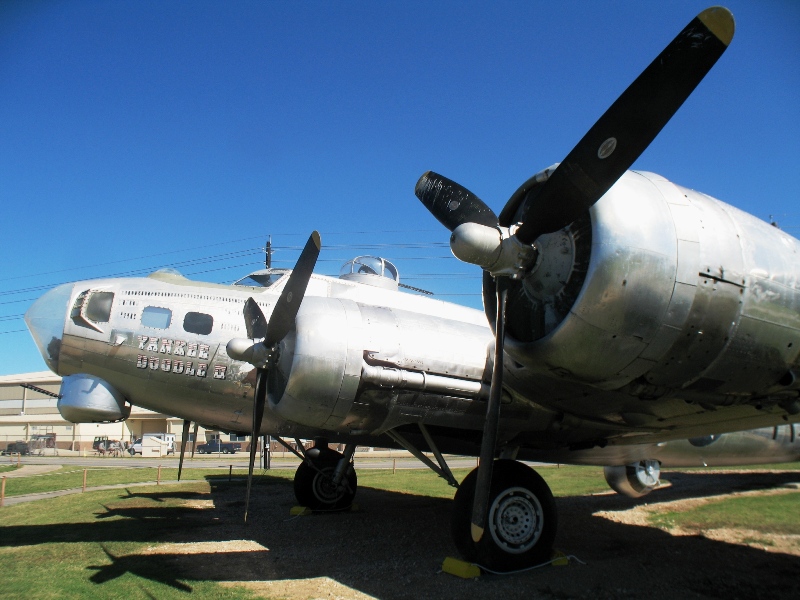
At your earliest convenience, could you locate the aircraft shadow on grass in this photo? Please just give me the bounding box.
[115,488,214,503]
[2,472,800,596]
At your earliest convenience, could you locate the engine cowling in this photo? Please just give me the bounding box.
[58,374,131,423]
[498,170,800,396]
[265,296,491,430]
[604,459,661,498]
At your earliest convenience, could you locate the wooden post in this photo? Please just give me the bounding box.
[157,465,162,485]
[1,476,6,507]
[17,453,20,467]
[393,458,396,474]
[82,469,87,492]
[228,465,232,482]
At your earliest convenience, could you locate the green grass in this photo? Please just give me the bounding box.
[353,463,610,498]
[537,464,611,496]
[356,468,469,498]
[650,491,800,535]
[2,462,800,597]
[0,463,617,499]
[0,465,18,474]
[0,481,261,600]
[1,467,269,497]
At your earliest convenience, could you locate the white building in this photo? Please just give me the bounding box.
[0,371,228,451]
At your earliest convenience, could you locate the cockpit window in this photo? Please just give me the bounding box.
[233,271,287,288]
[183,311,213,335]
[141,306,172,329]
[85,292,114,323]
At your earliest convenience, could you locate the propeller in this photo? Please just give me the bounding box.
[415,171,497,232]
[415,7,735,544]
[513,7,734,245]
[227,231,322,522]
[470,278,507,543]
[190,422,199,458]
[177,419,191,481]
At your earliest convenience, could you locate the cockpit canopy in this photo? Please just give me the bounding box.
[233,270,288,288]
[339,256,399,290]
[234,256,400,292]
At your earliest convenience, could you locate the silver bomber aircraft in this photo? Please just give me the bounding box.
[22,7,800,571]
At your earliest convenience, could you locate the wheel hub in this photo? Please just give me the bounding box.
[313,467,343,503]
[488,487,544,554]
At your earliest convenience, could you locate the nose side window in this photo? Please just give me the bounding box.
[183,311,213,335]
[141,306,172,329]
[85,292,114,323]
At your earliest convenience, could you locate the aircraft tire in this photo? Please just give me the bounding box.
[603,460,660,498]
[451,460,557,571]
[293,448,357,511]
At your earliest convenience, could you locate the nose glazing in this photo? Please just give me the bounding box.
[24,282,73,373]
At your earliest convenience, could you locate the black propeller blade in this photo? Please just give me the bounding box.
[470,279,508,542]
[243,298,267,340]
[266,230,321,346]
[513,6,734,244]
[244,368,268,522]
[177,419,191,481]
[415,171,497,232]
[243,230,321,523]
[190,422,199,458]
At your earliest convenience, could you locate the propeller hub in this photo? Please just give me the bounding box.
[450,223,537,278]
[226,338,275,368]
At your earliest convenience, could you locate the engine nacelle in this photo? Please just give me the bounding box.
[604,460,661,498]
[266,296,490,430]
[58,373,131,423]
[500,169,800,395]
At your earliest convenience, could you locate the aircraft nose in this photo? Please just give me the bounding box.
[24,282,74,373]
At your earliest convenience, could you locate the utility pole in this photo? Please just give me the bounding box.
[265,236,272,269]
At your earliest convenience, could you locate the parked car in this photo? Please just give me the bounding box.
[196,440,241,454]
[92,436,109,451]
[128,436,175,455]
[128,438,142,455]
[2,441,30,455]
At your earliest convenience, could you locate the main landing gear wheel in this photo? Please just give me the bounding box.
[293,448,357,511]
[451,459,557,571]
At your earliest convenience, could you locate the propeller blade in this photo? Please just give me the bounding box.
[243,298,267,340]
[177,419,190,481]
[415,171,497,232]
[190,422,199,458]
[240,230,321,522]
[514,6,734,244]
[244,368,268,523]
[471,279,508,542]
[265,231,321,346]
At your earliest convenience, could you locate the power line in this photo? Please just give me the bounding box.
[0,241,455,297]
[0,230,447,284]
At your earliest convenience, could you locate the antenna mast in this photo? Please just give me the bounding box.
[265,236,273,269]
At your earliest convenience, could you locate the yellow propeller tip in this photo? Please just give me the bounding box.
[470,523,484,543]
[698,6,735,47]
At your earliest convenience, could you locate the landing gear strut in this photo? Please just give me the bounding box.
[451,460,557,571]
[293,443,358,510]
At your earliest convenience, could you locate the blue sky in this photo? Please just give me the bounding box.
[1,0,798,375]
